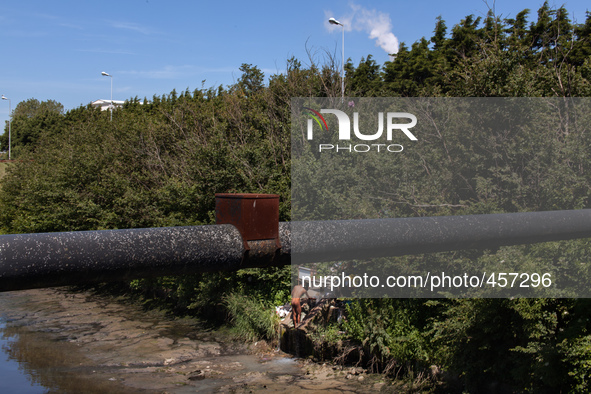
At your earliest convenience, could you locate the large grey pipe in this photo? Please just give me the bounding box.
[291,209,591,263]
[1,209,591,292]
[0,224,291,292]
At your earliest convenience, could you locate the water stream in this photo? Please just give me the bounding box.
[0,288,375,393]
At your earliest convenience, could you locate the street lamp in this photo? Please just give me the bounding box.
[329,17,345,102]
[2,95,11,160]
[101,71,113,121]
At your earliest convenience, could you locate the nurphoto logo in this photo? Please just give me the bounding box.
[303,107,418,153]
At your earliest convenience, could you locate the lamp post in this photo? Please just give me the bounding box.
[101,71,113,121]
[329,17,344,102]
[2,95,11,160]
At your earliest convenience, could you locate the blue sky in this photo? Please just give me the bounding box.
[0,1,589,130]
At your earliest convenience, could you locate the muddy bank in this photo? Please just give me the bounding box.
[0,288,393,393]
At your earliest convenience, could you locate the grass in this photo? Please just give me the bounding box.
[223,292,279,342]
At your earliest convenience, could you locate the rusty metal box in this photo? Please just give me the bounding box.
[215,194,280,247]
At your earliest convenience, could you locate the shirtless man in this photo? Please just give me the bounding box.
[291,280,309,327]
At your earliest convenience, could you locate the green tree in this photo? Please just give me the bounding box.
[571,11,591,67]
[0,98,65,154]
[237,63,265,96]
[347,55,382,96]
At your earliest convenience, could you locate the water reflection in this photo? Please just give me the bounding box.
[0,321,45,394]
[0,316,142,394]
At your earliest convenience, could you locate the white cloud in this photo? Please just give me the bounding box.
[76,48,137,55]
[59,23,84,30]
[119,65,238,80]
[120,65,195,79]
[325,3,399,56]
[110,21,152,35]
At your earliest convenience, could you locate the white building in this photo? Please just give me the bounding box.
[91,99,126,111]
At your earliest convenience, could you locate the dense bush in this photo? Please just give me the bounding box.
[342,299,431,373]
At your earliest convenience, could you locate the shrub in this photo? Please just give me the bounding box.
[223,292,279,342]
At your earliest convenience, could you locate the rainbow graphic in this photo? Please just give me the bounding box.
[303,107,328,132]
